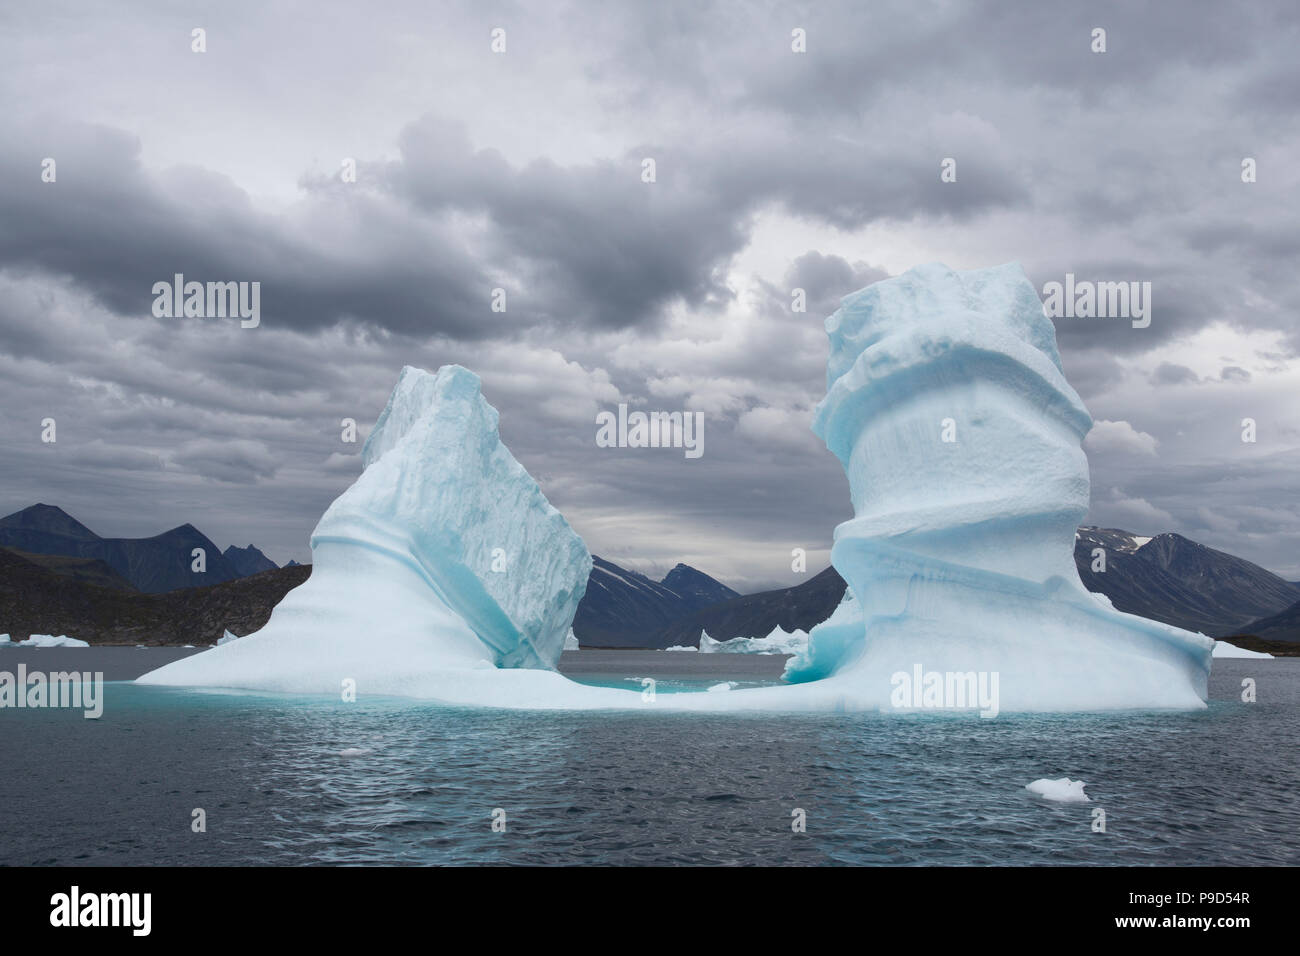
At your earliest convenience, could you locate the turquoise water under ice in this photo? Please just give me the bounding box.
[0,655,1296,865]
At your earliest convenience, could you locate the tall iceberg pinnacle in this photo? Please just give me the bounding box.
[784,262,1214,710]
[140,365,592,695]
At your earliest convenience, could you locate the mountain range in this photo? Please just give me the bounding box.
[0,546,308,646]
[570,556,740,647]
[1,503,1297,649]
[0,503,269,593]
[1074,527,1300,637]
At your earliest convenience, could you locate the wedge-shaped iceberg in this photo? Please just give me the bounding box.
[139,365,591,695]
[783,262,1214,710]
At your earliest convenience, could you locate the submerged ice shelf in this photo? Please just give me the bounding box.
[141,263,1213,713]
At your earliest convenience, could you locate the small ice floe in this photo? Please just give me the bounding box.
[706,681,736,693]
[1212,641,1274,659]
[217,630,240,646]
[338,748,370,758]
[19,634,90,647]
[663,644,698,652]
[563,629,580,650]
[1026,777,1090,802]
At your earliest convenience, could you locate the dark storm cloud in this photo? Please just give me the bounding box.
[1059,349,1127,401]
[0,122,494,339]
[385,116,750,331]
[0,107,1021,345]
[783,252,890,320]
[1151,362,1200,386]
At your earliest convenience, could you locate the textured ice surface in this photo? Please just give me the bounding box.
[139,365,591,694]
[1026,778,1090,802]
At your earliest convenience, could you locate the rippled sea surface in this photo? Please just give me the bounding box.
[1,654,1296,865]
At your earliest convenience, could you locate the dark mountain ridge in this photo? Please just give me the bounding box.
[656,565,847,648]
[570,555,740,647]
[224,544,279,576]
[0,547,310,645]
[1073,527,1299,637]
[0,504,246,594]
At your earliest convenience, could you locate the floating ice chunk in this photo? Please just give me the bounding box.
[706,682,735,692]
[139,365,591,695]
[1026,778,1090,802]
[563,629,580,650]
[700,626,809,655]
[217,630,240,646]
[1212,641,1274,659]
[663,644,698,652]
[19,634,90,647]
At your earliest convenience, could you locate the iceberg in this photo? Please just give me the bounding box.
[1212,640,1273,659]
[699,626,810,655]
[780,262,1214,711]
[1026,777,1090,802]
[139,365,592,696]
[6,634,91,647]
[139,264,1213,714]
[563,629,581,651]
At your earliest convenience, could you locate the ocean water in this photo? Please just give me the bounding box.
[0,652,1296,866]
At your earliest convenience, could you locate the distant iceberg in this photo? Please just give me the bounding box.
[139,365,592,696]
[699,626,809,655]
[563,629,581,650]
[1,634,90,647]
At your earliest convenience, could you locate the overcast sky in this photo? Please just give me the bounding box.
[1,1,1298,590]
